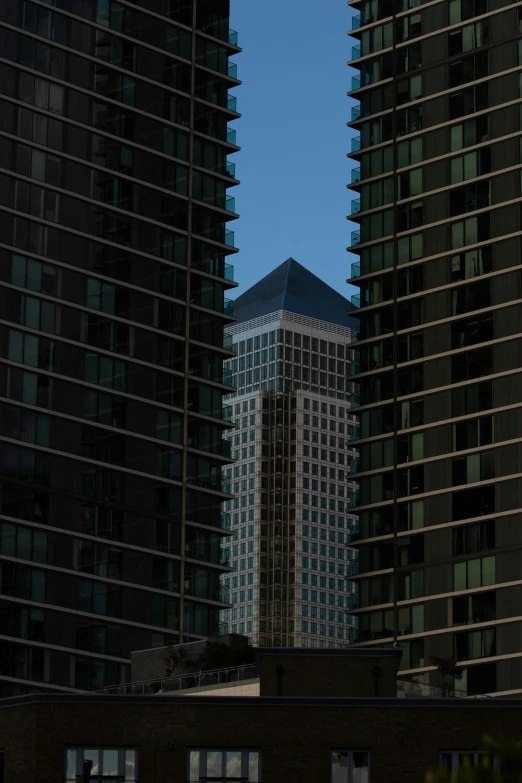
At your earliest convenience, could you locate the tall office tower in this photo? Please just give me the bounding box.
[219,259,360,649]
[0,0,240,696]
[347,0,522,695]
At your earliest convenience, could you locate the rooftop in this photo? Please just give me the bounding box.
[232,258,359,328]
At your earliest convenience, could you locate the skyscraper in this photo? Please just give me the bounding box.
[220,259,360,649]
[0,0,239,695]
[347,0,522,695]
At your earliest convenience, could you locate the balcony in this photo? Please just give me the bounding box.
[348,361,361,376]
[351,13,361,30]
[224,262,235,281]
[226,160,236,178]
[219,584,230,603]
[220,548,230,567]
[351,294,360,309]
[225,195,236,213]
[351,198,361,215]
[228,61,238,79]
[346,593,360,610]
[223,297,234,316]
[222,335,235,353]
[351,261,360,278]
[221,439,232,458]
[222,405,233,422]
[220,512,231,529]
[221,476,231,494]
[351,136,361,152]
[229,28,238,46]
[351,44,361,60]
[350,425,361,439]
[351,166,361,184]
[346,561,360,577]
[351,230,361,246]
[351,104,361,121]
[351,75,361,91]
[228,94,237,112]
[348,459,360,475]
[227,127,237,145]
[225,228,236,247]
[346,491,360,509]
[222,368,235,387]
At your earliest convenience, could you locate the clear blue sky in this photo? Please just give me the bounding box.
[228,0,359,301]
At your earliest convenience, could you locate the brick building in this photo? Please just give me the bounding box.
[1,647,522,782]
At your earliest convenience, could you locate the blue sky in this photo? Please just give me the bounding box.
[228,0,359,302]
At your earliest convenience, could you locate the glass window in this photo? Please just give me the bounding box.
[65,747,136,781]
[188,750,259,782]
[331,751,369,783]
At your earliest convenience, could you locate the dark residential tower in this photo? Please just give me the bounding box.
[347,0,522,695]
[0,0,240,694]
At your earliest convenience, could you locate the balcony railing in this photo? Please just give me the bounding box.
[221,476,231,494]
[351,198,361,215]
[223,334,235,352]
[222,368,234,386]
[351,166,361,184]
[225,228,235,247]
[346,491,360,510]
[351,44,361,60]
[220,548,230,566]
[351,294,360,309]
[229,28,239,46]
[348,459,360,475]
[228,61,238,79]
[228,94,237,112]
[348,361,361,376]
[351,104,361,121]
[227,127,237,145]
[224,262,235,281]
[223,297,234,316]
[351,13,361,30]
[220,512,231,529]
[351,230,361,245]
[351,73,373,91]
[222,405,233,422]
[97,664,258,696]
[221,439,232,458]
[226,160,236,178]
[351,136,361,152]
[351,261,360,278]
[346,561,360,576]
[220,584,230,603]
[225,195,236,213]
[350,425,361,439]
[346,593,360,610]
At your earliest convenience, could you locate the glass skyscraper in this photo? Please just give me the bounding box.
[0,0,239,695]
[348,0,522,695]
[220,259,360,648]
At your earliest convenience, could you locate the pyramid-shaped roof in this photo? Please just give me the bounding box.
[233,258,358,328]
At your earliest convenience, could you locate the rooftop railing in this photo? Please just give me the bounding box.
[96,664,258,696]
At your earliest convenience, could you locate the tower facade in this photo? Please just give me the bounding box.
[348,0,522,695]
[220,259,360,648]
[0,0,239,695]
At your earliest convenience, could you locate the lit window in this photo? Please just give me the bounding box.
[188,751,260,783]
[331,751,369,783]
[65,748,137,781]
